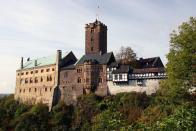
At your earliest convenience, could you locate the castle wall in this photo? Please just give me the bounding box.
[75,63,108,96]
[107,79,161,95]
[15,65,56,106]
[59,69,83,105]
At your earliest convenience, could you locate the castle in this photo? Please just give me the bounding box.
[14,20,166,108]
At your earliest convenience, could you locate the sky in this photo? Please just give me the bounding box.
[0,0,195,94]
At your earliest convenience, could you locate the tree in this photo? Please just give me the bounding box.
[154,105,196,131]
[164,17,196,97]
[92,110,127,130]
[116,46,137,64]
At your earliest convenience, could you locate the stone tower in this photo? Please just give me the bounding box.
[85,20,107,55]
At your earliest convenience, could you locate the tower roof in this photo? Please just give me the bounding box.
[85,19,107,28]
[76,52,115,65]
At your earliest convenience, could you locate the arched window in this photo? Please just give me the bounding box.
[20,79,25,84]
[35,77,38,83]
[30,78,33,83]
[77,78,82,83]
[25,78,28,84]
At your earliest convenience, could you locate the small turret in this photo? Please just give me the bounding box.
[21,57,23,69]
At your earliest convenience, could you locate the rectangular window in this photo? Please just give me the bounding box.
[109,74,112,79]
[119,74,122,80]
[26,72,28,75]
[35,70,38,73]
[31,71,33,74]
[115,75,118,80]
[40,77,43,82]
[77,68,82,73]
[64,72,68,78]
[46,69,50,72]
[98,78,102,83]
[78,78,82,83]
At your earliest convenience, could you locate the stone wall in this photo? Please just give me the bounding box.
[59,69,83,105]
[85,21,107,54]
[15,65,56,106]
[108,79,161,95]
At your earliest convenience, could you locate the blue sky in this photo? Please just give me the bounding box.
[0,0,195,93]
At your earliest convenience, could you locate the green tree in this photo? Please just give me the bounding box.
[92,110,127,131]
[15,112,43,131]
[166,17,196,97]
[154,104,196,131]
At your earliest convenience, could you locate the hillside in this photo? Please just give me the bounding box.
[0,90,195,131]
[0,94,10,98]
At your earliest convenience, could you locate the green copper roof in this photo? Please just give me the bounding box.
[22,52,69,69]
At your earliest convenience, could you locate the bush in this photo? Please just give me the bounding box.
[15,112,42,131]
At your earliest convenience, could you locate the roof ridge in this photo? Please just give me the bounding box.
[25,51,70,62]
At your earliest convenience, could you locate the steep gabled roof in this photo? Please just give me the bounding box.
[137,57,164,68]
[76,52,115,65]
[22,51,72,69]
[112,65,131,74]
[133,68,165,74]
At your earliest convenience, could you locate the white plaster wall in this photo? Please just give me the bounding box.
[108,79,160,95]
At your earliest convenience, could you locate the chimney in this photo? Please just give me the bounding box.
[56,50,62,66]
[21,57,23,69]
[27,57,30,61]
[34,60,37,66]
[54,50,62,87]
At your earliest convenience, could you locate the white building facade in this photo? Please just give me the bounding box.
[106,57,167,95]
